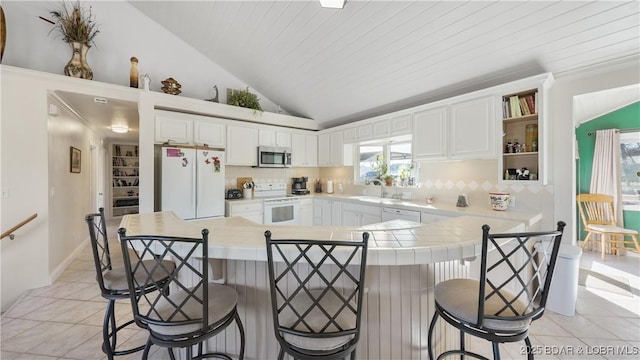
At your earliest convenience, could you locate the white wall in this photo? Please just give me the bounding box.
[47,95,99,277]
[0,0,282,113]
[551,58,640,244]
[1,69,51,311]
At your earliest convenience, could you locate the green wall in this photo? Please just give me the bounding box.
[575,102,640,241]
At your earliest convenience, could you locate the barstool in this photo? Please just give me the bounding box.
[85,208,175,359]
[118,227,245,360]
[264,230,369,360]
[427,222,566,360]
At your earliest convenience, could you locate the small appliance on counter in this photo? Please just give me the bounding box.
[226,189,243,199]
[315,179,322,193]
[292,177,310,195]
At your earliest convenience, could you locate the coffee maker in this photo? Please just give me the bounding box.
[292,177,310,195]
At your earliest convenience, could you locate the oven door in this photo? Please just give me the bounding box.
[264,200,300,225]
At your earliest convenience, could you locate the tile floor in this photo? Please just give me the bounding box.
[1,220,639,360]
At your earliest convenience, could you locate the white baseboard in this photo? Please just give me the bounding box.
[49,238,90,283]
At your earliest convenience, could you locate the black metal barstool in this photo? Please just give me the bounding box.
[427,221,566,360]
[264,230,369,360]
[118,227,245,360]
[85,208,175,360]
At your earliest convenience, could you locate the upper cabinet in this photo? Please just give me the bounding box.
[154,110,225,148]
[413,96,495,161]
[449,96,495,159]
[226,124,258,166]
[155,112,193,144]
[318,130,353,167]
[194,122,225,148]
[258,128,292,148]
[498,74,553,184]
[343,113,412,143]
[413,107,448,160]
[291,132,318,167]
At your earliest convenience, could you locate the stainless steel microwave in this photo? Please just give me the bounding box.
[257,146,292,168]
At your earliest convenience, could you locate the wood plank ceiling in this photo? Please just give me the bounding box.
[130,1,640,128]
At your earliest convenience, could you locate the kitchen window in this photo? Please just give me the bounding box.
[357,141,413,184]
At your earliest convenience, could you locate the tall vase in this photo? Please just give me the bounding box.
[64,41,93,80]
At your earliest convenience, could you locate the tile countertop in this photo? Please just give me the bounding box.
[119,211,527,266]
[305,193,543,227]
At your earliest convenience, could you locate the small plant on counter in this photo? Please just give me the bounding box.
[227,87,262,113]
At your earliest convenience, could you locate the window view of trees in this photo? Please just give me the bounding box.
[358,142,413,184]
[620,130,640,207]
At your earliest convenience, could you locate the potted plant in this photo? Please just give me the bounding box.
[227,87,262,113]
[49,1,99,79]
[372,155,395,185]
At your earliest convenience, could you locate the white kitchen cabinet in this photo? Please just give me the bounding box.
[313,198,323,225]
[390,114,412,135]
[318,131,351,167]
[318,133,330,166]
[259,128,291,148]
[342,203,381,226]
[319,199,342,226]
[299,197,314,226]
[155,113,193,144]
[226,125,258,166]
[225,200,263,224]
[194,121,225,148]
[343,127,357,143]
[449,96,495,159]
[291,132,318,167]
[413,107,448,160]
[372,120,390,138]
[357,124,373,140]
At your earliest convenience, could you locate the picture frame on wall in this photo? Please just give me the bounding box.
[70,147,81,173]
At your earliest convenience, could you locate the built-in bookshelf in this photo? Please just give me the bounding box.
[111,143,139,218]
[501,88,540,182]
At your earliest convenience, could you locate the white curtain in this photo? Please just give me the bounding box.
[589,128,623,226]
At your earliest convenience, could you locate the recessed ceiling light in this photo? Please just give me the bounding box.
[111,124,129,134]
[319,0,345,9]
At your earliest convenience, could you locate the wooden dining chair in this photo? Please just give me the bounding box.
[577,194,640,260]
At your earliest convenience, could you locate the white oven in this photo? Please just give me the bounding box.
[254,182,300,225]
[263,197,300,225]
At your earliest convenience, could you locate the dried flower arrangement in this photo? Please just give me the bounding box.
[49,1,99,46]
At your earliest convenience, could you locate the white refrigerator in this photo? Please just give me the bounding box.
[161,147,225,219]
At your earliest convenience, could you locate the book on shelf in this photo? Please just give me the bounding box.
[502,99,510,119]
[519,97,531,115]
[526,94,536,114]
[509,96,522,117]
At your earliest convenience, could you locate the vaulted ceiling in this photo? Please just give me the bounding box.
[130,1,639,128]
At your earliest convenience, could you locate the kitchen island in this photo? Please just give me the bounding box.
[120,211,528,359]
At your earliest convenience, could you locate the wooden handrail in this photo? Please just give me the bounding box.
[1,213,38,240]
